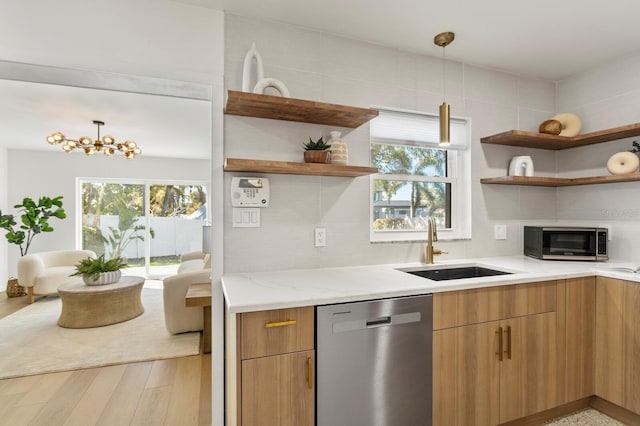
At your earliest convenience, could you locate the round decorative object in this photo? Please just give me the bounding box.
[328,131,348,165]
[253,78,290,97]
[551,113,582,137]
[538,119,562,135]
[304,150,331,164]
[83,270,122,286]
[607,151,639,175]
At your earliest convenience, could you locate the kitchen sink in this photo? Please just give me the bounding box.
[401,266,512,281]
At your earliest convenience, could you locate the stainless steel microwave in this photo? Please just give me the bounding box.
[524,226,608,261]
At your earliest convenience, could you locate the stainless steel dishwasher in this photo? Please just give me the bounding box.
[316,294,432,426]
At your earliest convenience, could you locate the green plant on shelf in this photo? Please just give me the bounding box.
[303,136,331,151]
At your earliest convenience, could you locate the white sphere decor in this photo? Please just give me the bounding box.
[607,151,639,175]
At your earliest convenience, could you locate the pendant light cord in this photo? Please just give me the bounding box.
[442,45,446,103]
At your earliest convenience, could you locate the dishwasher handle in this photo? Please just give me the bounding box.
[366,316,391,327]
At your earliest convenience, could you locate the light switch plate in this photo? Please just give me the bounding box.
[494,224,507,240]
[232,208,260,227]
[315,227,326,247]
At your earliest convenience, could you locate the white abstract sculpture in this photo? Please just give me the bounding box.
[508,156,534,177]
[253,77,290,97]
[242,42,265,93]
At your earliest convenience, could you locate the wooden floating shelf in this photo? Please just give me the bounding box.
[481,174,640,187]
[481,123,640,150]
[224,158,378,177]
[224,90,379,128]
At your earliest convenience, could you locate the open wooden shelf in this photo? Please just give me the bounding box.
[481,174,640,187]
[481,123,640,150]
[224,90,379,128]
[224,158,378,177]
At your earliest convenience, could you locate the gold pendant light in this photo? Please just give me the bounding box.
[434,31,455,146]
[46,120,141,158]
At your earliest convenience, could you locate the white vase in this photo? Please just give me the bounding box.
[508,156,534,177]
[83,270,121,286]
[328,131,348,165]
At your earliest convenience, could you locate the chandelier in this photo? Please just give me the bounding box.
[46,120,142,158]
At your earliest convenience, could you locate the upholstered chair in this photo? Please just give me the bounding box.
[162,268,210,334]
[17,249,97,304]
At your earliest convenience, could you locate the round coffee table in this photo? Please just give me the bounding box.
[57,276,145,328]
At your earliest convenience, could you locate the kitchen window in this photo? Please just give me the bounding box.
[370,107,471,242]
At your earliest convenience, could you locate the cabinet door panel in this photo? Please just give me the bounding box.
[565,277,595,402]
[433,322,500,426]
[241,307,314,359]
[623,281,640,413]
[500,280,556,319]
[595,277,625,406]
[241,350,314,426]
[500,312,557,423]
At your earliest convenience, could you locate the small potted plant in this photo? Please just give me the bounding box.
[303,136,332,164]
[71,254,127,286]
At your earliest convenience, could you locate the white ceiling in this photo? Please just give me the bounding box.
[0,80,211,159]
[218,0,640,81]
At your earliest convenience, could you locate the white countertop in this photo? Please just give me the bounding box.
[221,256,640,313]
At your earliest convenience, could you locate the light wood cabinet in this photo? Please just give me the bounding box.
[595,277,640,414]
[433,281,559,426]
[563,277,595,403]
[433,280,556,330]
[238,306,315,426]
[241,350,315,426]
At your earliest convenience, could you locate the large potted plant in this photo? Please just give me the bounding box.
[70,254,127,286]
[0,196,66,296]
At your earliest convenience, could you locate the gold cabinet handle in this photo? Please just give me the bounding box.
[496,327,503,361]
[265,319,297,328]
[307,356,313,390]
[504,325,512,360]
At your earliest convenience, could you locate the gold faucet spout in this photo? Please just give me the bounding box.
[425,217,446,264]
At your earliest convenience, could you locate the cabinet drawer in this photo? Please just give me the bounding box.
[241,306,314,359]
[434,280,556,329]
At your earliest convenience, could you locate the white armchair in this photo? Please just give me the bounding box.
[163,268,210,334]
[17,249,97,304]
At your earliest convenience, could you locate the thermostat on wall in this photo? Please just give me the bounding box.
[230,177,270,207]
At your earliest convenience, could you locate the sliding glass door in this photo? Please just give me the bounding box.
[79,179,208,278]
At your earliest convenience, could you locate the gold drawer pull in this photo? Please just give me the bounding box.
[504,325,512,360]
[496,327,503,361]
[265,319,297,328]
[307,356,313,390]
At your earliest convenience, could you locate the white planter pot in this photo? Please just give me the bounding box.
[83,270,121,286]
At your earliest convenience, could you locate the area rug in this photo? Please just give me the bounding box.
[0,288,200,380]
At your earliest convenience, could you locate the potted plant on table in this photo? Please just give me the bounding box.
[303,136,332,164]
[71,254,127,286]
[0,196,66,297]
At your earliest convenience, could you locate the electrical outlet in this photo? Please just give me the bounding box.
[494,224,507,240]
[315,227,326,247]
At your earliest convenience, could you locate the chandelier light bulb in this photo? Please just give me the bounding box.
[84,147,95,156]
[79,136,92,146]
[103,135,115,144]
[104,147,115,156]
[133,148,142,155]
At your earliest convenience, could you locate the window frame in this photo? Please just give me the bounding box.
[369,107,471,243]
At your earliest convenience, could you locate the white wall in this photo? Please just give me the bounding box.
[6,150,210,277]
[0,0,223,84]
[556,50,640,262]
[223,14,558,273]
[0,147,8,290]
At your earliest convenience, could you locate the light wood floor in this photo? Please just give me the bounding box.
[0,292,212,426]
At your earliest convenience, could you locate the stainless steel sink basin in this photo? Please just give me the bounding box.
[401,266,512,281]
